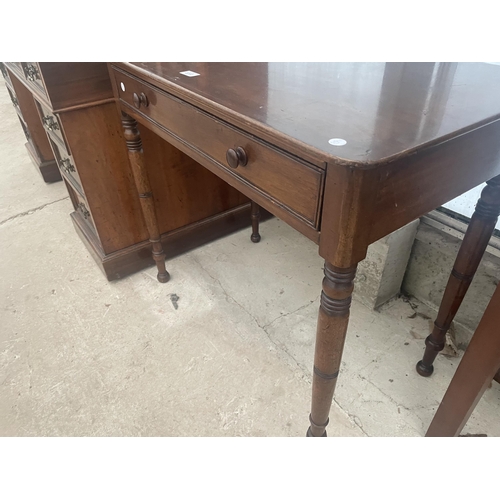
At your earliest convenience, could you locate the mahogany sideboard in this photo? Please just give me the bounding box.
[2,62,253,280]
[1,62,60,182]
[109,62,500,436]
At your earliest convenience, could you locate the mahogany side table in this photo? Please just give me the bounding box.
[108,62,500,436]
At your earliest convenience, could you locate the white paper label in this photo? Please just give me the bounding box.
[328,138,347,146]
[179,71,200,77]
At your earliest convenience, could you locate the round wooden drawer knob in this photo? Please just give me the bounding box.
[226,147,248,168]
[133,92,149,109]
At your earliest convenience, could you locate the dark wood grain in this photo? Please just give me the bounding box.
[36,99,69,152]
[118,62,500,167]
[139,125,249,236]
[4,62,254,282]
[368,119,500,245]
[250,201,261,243]
[5,68,60,183]
[71,202,268,281]
[113,107,320,244]
[121,113,170,283]
[426,281,500,436]
[58,103,149,253]
[6,62,113,112]
[308,264,357,437]
[417,175,500,376]
[109,62,500,437]
[112,68,324,229]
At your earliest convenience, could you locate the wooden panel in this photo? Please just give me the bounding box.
[139,125,249,235]
[5,62,113,111]
[36,100,68,151]
[59,103,149,253]
[1,62,12,85]
[6,84,21,112]
[38,62,113,111]
[21,62,46,97]
[112,68,324,228]
[318,164,379,267]
[59,102,249,255]
[47,135,82,192]
[369,118,500,244]
[66,182,97,236]
[8,69,55,164]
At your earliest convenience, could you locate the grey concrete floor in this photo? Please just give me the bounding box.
[1,84,499,437]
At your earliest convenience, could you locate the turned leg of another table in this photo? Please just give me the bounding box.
[426,282,500,437]
[307,263,357,437]
[416,175,500,377]
[121,112,170,283]
[250,200,261,243]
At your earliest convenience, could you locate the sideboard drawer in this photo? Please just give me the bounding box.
[48,135,82,192]
[36,100,67,150]
[113,68,324,228]
[6,84,20,112]
[72,190,96,236]
[21,62,46,97]
[0,63,12,86]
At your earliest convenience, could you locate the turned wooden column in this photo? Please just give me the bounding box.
[416,175,500,377]
[250,200,261,243]
[121,112,170,283]
[307,263,357,437]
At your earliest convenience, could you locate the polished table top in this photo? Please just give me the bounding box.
[112,62,500,436]
[129,62,500,167]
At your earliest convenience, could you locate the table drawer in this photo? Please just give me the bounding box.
[36,100,67,149]
[48,135,82,192]
[113,69,323,228]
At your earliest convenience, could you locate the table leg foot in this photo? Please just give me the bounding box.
[308,262,357,437]
[416,359,434,377]
[250,200,261,243]
[157,272,170,283]
[306,426,327,437]
[416,174,500,376]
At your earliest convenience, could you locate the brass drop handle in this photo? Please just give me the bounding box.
[42,115,59,131]
[25,64,40,82]
[59,158,75,173]
[133,92,149,109]
[226,147,248,169]
[77,202,90,220]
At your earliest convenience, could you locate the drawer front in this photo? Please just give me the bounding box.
[21,62,46,96]
[17,115,31,143]
[48,135,82,192]
[6,84,20,112]
[113,69,323,228]
[70,189,96,235]
[0,63,12,86]
[36,100,67,149]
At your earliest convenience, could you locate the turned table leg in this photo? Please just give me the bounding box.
[416,175,500,377]
[307,263,357,437]
[250,200,261,243]
[121,113,170,283]
[426,282,500,436]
